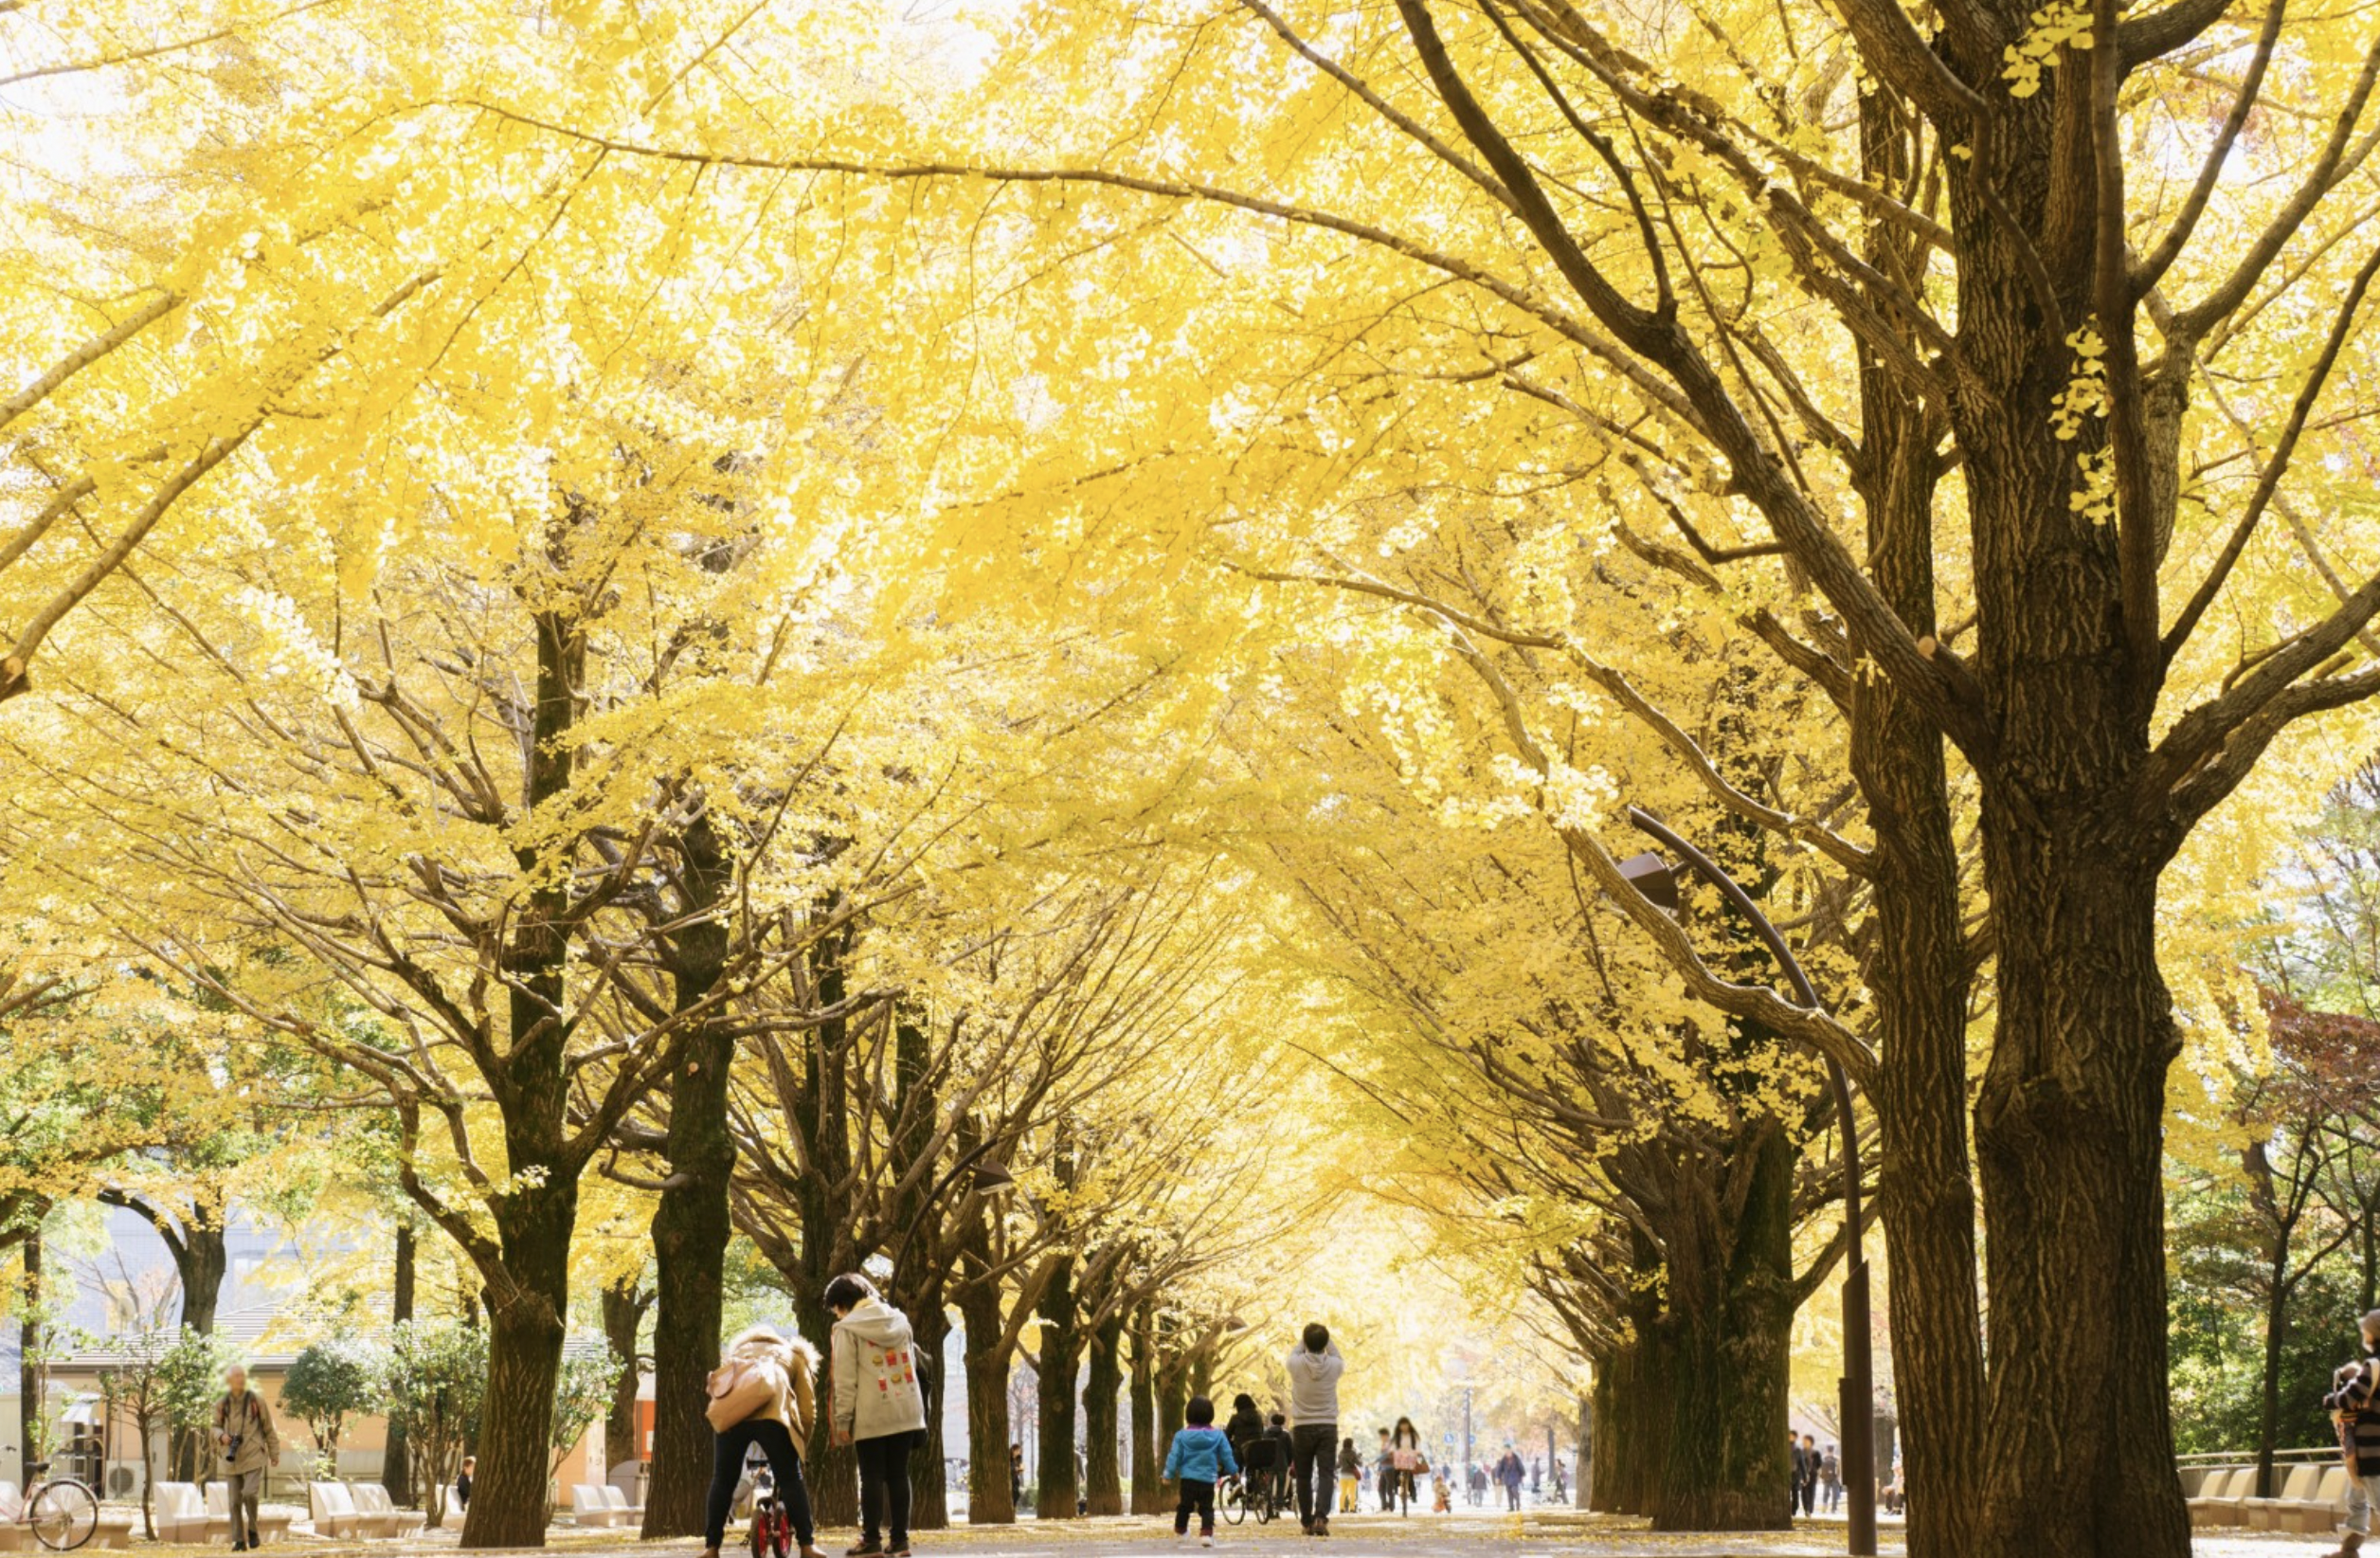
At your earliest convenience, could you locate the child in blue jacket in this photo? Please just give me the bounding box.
[1164,1395,1240,1544]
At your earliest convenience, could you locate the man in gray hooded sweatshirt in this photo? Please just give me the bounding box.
[1285,1323,1345,1536]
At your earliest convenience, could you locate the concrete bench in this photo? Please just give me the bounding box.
[2243,1463,2324,1530]
[600,1486,643,1526]
[310,1481,368,1539]
[2187,1466,2256,1528]
[570,1485,632,1529]
[87,1513,135,1550]
[156,1481,229,1545]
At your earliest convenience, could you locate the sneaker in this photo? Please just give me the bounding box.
[1200,1537,1213,1548]
[846,1546,883,1557]
[1315,1521,1330,1537]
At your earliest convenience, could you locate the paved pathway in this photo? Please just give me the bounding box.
[127,1507,2341,1558]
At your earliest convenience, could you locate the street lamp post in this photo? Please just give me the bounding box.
[1616,806,1877,1558]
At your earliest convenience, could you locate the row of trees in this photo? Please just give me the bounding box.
[9,7,2380,1558]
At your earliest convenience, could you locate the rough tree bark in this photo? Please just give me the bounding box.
[1127,1306,1162,1515]
[600,1278,650,1494]
[448,607,589,1551]
[958,1281,1016,1526]
[642,809,736,1539]
[1034,1255,1082,1520]
[1081,1313,1126,1516]
[908,1295,952,1531]
[384,1226,414,1506]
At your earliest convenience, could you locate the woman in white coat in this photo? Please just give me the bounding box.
[825,1275,928,1558]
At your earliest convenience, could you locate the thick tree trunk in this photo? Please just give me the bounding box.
[1081,1313,1125,1516]
[908,1297,951,1531]
[959,1283,1016,1526]
[1972,860,2189,1558]
[460,1181,576,1549]
[600,1278,648,1497]
[1035,1259,1081,1519]
[385,1226,415,1505]
[645,812,736,1539]
[1127,1306,1162,1515]
[1847,85,1987,1558]
[1154,1340,1189,1469]
[172,1211,227,1339]
[1649,1121,1794,1532]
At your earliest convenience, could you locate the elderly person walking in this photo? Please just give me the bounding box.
[213,1365,279,1551]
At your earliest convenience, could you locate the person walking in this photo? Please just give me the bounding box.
[1009,1445,1024,1510]
[1163,1397,1239,1548]
[1285,1322,1345,1536]
[1468,1463,1487,1507]
[1820,1444,1842,1514]
[700,1323,824,1558]
[1374,1433,1397,1513]
[212,1365,279,1552]
[1551,1456,1567,1505]
[826,1274,929,1558]
[1787,1434,1810,1522]
[1798,1435,1820,1516]
[1336,1438,1361,1513]
[2324,1308,2380,1557]
[455,1457,475,1517]
[1389,1420,1425,1515]
[1494,1448,1524,1513]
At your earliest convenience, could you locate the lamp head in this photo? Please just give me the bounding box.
[1616,850,1680,913]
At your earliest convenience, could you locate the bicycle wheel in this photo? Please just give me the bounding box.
[1253,1483,1272,1526]
[28,1479,98,1552]
[1222,1480,1248,1526]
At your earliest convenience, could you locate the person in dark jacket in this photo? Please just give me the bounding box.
[1164,1397,1240,1546]
[1262,1413,1294,1512]
[1788,1436,1811,1522]
[1224,1395,1266,1481]
[2324,1309,2380,1556]
[455,1458,475,1515]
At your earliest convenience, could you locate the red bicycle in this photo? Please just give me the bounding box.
[748,1464,791,1558]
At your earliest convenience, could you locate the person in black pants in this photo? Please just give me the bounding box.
[827,1273,930,1558]
[702,1325,826,1558]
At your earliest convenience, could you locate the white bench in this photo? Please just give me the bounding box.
[2187,1466,2256,1528]
[601,1485,643,1526]
[348,1482,422,1537]
[154,1482,228,1545]
[2244,1463,2323,1530]
[309,1481,367,1539]
[570,1484,631,1529]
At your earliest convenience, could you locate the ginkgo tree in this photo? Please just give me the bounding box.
[427,1,2380,1551]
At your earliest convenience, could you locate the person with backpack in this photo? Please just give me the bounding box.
[2324,1308,2380,1557]
[1224,1395,1266,1493]
[1494,1447,1524,1512]
[212,1364,280,1552]
[700,1323,824,1558]
[1820,1444,1843,1514]
[1336,1438,1361,1513]
[827,1274,929,1558]
[1163,1396,1239,1547]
